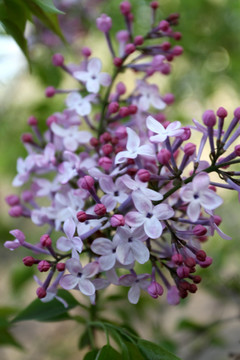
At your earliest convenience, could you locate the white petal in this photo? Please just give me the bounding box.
[126,128,140,153]
[193,172,210,192]
[91,237,114,255]
[82,262,99,278]
[144,217,162,238]
[141,188,163,201]
[74,71,89,82]
[187,201,201,222]
[65,258,82,275]
[99,176,115,194]
[60,274,78,290]
[99,254,116,271]
[128,284,140,304]
[115,150,132,164]
[137,144,155,157]
[56,237,72,252]
[153,203,174,220]
[63,218,75,239]
[78,278,95,296]
[99,72,111,86]
[200,190,223,210]
[132,191,152,214]
[151,95,166,110]
[87,58,102,74]
[131,241,149,264]
[86,78,100,94]
[146,115,165,134]
[125,212,145,227]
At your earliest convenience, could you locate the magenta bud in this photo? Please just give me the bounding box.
[198,256,213,268]
[171,253,183,265]
[161,41,171,51]
[82,47,92,57]
[100,132,112,143]
[234,107,240,119]
[177,266,190,278]
[158,20,169,31]
[113,57,123,67]
[120,1,131,15]
[184,257,196,268]
[108,102,119,114]
[46,115,57,127]
[161,63,171,74]
[98,156,113,171]
[157,148,171,165]
[150,1,159,10]
[137,169,150,182]
[134,35,144,46]
[90,137,99,147]
[163,93,174,105]
[184,143,196,156]
[181,127,191,141]
[45,86,56,97]
[56,262,65,272]
[188,284,198,293]
[172,45,183,56]
[22,133,33,143]
[96,14,112,32]
[5,195,20,206]
[28,116,38,126]
[23,256,36,267]
[119,107,130,117]
[193,225,207,236]
[78,176,94,190]
[116,82,126,95]
[94,203,107,216]
[202,110,216,127]
[102,143,113,156]
[216,107,228,118]
[173,31,182,40]
[38,260,51,272]
[125,43,135,55]
[148,281,164,298]
[40,234,52,247]
[213,214,222,226]
[196,250,207,261]
[52,53,64,66]
[9,206,22,217]
[116,30,129,42]
[110,214,125,227]
[36,287,47,299]
[77,211,87,223]
[9,229,25,243]
[235,145,240,156]
[128,104,138,115]
[115,126,127,139]
[22,190,33,202]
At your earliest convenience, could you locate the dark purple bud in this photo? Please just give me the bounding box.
[40,234,52,247]
[45,86,56,97]
[56,262,65,272]
[5,195,20,206]
[113,57,123,67]
[78,176,94,190]
[234,107,240,119]
[157,148,171,165]
[158,20,169,31]
[150,1,159,9]
[98,157,113,170]
[82,47,91,57]
[38,260,51,272]
[196,250,207,261]
[94,203,107,216]
[148,281,164,298]
[28,116,38,126]
[36,287,46,299]
[120,1,131,15]
[102,143,113,156]
[22,133,33,143]
[77,211,87,223]
[9,206,22,217]
[116,82,126,95]
[216,107,228,118]
[137,169,150,182]
[134,35,144,46]
[235,145,240,156]
[108,102,119,114]
[23,256,36,267]
[184,143,196,156]
[193,225,207,236]
[202,110,216,127]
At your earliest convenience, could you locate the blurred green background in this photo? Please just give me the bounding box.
[1,0,240,359]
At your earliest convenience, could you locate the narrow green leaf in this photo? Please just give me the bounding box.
[3,0,29,31]
[79,330,92,350]
[96,345,123,360]
[32,0,64,14]
[83,349,99,360]
[137,339,182,360]
[12,290,79,323]
[124,342,145,360]
[0,327,23,349]
[11,265,35,293]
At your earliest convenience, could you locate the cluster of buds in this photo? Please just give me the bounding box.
[4,1,240,306]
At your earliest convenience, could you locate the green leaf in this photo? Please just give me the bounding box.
[32,0,64,14]
[12,290,79,323]
[83,349,99,360]
[137,339,182,360]
[2,0,29,31]
[124,342,145,360]
[25,0,64,41]
[78,329,92,350]
[11,264,35,293]
[0,327,23,349]
[96,345,123,360]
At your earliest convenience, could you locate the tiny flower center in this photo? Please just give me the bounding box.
[114,191,119,196]
[112,248,116,253]
[146,212,153,218]
[128,237,133,243]
[193,193,199,199]
[77,272,82,278]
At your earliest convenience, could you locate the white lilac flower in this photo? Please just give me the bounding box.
[115,127,155,164]
[137,80,166,111]
[56,218,83,258]
[65,92,95,116]
[60,258,99,296]
[125,191,174,239]
[51,122,92,152]
[12,156,34,187]
[121,174,163,201]
[118,273,150,304]
[91,236,120,271]
[180,172,223,222]
[99,175,129,211]
[114,226,149,265]
[74,58,111,94]
[146,115,184,143]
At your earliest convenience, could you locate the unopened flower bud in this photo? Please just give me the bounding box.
[184,143,196,156]
[28,116,38,126]
[157,149,171,165]
[172,45,183,56]
[102,143,113,156]
[116,82,126,95]
[9,206,22,217]
[171,253,183,265]
[213,214,222,226]
[234,107,240,119]
[5,195,20,206]
[36,287,47,299]
[40,234,52,247]
[90,137,99,147]
[94,203,107,216]
[158,20,169,31]
[56,262,65,272]
[108,102,119,114]
[119,106,130,117]
[198,256,213,268]
[163,93,174,105]
[173,32,182,40]
[235,145,240,156]
[98,156,113,170]
[125,43,135,55]
[77,211,87,222]
[22,133,33,143]
[45,86,56,97]
[23,256,36,267]
[78,176,94,190]
[46,115,57,127]
[96,14,112,32]
[217,107,228,118]
[192,275,202,284]
[148,281,164,298]
[134,35,144,46]
[100,132,112,143]
[128,104,138,115]
[137,169,150,182]
[52,53,64,66]
[184,257,196,268]
[202,110,216,127]
[188,283,198,293]
[120,1,131,15]
[193,225,207,236]
[38,260,51,272]
[113,57,123,67]
[82,47,92,57]
[177,266,190,278]
[110,214,125,227]
[150,1,159,9]
[115,126,127,139]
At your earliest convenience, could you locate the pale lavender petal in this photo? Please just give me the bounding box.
[131,241,149,264]
[74,71,89,82]
[51,122,66,137]
[99,72,111,86]
[125,211,145,227]
[87,58,102,74]
[119,274,136,286]
[193,172,210,192]
[63,218,75,240]
[153,203,174,220]
[9,229,25,243]
[76,101,91,116]
[180,184,194,202]
[214,223,232,240]
[91,237,114,255]
[146,115,165,134]
[137,144,155,157]
[167,286,180,305]
[78,278,95,296]
[56,237,72,252]
[138,96,150,111]
[144,217,162,238]
[66,92,82,108]
[60,274,78,290]
[4,240,21,250]
[141,188,163,201]
[128,284,140,304]
[86,78,100,94]
[65,258,82,275]
[99,176,115,193]
[126,128,140,152]
[132,191,152,214]
[116,243,133,265]
[99,254,116,271]
[115,150,132,164]
[187,201,201,222]
[200,190,223,210]
[151,95,166,110]
[149,134,167,143]
[63,137,78,152]
[78,131,92,144]
[82,262,99,278]
[71,237,83,253]
[101,195,117,211]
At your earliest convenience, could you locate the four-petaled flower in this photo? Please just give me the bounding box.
[146,115,184,142]
[57,218,83,258]
[180,172,223,222]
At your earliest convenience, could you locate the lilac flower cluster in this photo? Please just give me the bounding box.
[4,1,240,306]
